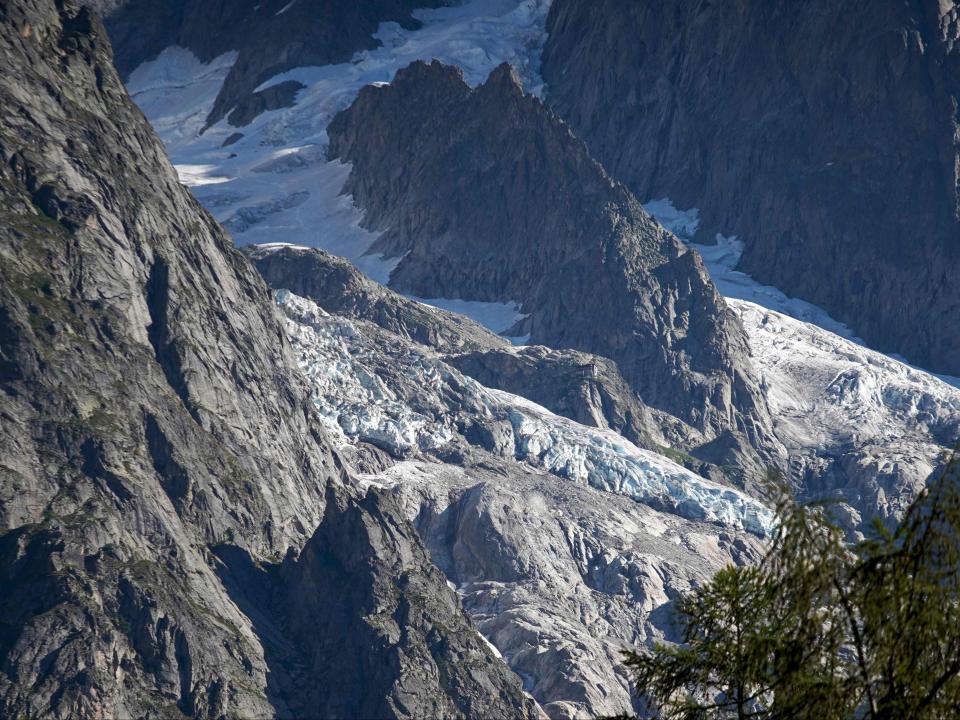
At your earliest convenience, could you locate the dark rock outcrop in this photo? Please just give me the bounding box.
[283,484,539,719]
[542,0,960,376]
[226,80,304,127]
[248,244,508,353]
[448,345,663,452]
[327,60,784,469]
[98,0,448,126]
[0,2,538,717]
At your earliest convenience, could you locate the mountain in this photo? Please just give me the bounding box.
[326,59,785,476]
[0,1,538,717]
[276,288,770,717]
[6,0,959,716]
[95,0,447,127]
[250,244,726,477]
[541,0,960,376]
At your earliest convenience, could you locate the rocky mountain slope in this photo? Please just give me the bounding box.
[0,1,538,717]
[542,0,960,376]
[94,0,447,126]
[277,289,768,717]
[250,244,737,479]
[247,244,508,354]
[327,59,785,475]
[246,248,960,712]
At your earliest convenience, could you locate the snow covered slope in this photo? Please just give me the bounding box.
[125,0,551,300]
[733,298,959,526]
[734,300,960,452]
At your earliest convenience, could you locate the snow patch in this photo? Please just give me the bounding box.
[409,296,528,336]
[643,199,861,340]
[127,48,237,145]
[642,198,700,238]
[174,164,232,187]
[127,1,552,335]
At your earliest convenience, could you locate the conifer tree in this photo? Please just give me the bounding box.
[625,455,960,719]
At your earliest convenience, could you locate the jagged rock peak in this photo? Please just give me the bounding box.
[482,61,524,93]
[327,59,786,475]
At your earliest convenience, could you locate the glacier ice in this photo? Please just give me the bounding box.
[731,298,960,453]
[643,198,960,391]
[278,290,774,536]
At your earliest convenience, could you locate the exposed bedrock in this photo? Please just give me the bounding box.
[0,2,538,716]
[327,60,787,476]
[542,0,960,376]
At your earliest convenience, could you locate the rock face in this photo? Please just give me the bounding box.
[97,0,447,126]
[542,0,960,376]
[448,345,664,452]
[248,244,508,353]
[392,458,763,720]
[0,2,538,717]
[327,60,784,471]
[248,484,540,720]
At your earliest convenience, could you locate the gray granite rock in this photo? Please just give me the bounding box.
[0,2,540,717]
[448,344,665,452]
[542,0,960,376]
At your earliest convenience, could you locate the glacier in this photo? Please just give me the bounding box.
[733,299,960,449]
[123,0,960,529]
[644,199,960,523]
[278,289,774,536]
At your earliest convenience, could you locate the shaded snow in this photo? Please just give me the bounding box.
[643,199,863,341]
[410,296,528,335]
[642,198,701,238]
[126,0,552,331]
[643,199,960,390]
[127,47,237,148]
